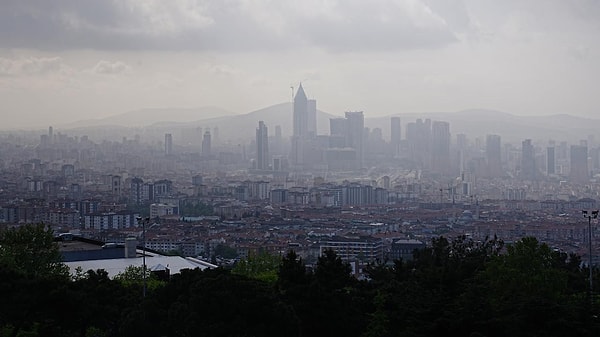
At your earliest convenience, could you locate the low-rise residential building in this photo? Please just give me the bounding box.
[150,203,178,218]
[319,236,384,263]
[390,239,425,261]
[84,211,139,230]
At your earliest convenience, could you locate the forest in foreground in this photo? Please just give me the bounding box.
[1,224,600,337]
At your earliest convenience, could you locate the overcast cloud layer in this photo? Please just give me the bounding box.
[0,0,459,51]
[1,0,599,129]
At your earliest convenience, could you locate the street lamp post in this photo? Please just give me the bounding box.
[137,216,150,298]
[582,210,598,293]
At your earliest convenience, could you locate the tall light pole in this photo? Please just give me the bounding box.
[137,216,150,298]
[582,210,598,293]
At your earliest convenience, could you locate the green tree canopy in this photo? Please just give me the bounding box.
[213,243,238,259]
[232,251,280,284]
[0,223,68,279]
[315,249,354,291]
[477,237,583,336]
[277,250,309,291]
[180,202,213,217]
[113,265,165,292]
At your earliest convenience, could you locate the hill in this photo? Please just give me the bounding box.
[146,102,339,141]
[58,106,236,129]
[59,105,600,144]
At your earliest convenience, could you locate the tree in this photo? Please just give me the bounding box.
[232,251,280,284]
[113,265,165,292]
[213,243,238,259]
[121,268,300,337]
[315,249,353,291]
[0,266,72,337]
[180,202,213,217]
[361,291,391,337]
[364,259,395,286]
[368,236,503,336]
[478,237,587,337]
[0,223,68,279]
[485,237,568,302]
[277,250,308,291]
[296,249,370,337]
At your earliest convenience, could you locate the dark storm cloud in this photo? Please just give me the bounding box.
[0,0,459,52]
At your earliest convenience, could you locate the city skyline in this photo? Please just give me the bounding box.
[2,2,600,331]
[1,0,600,129]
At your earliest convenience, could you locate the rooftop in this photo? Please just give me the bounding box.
[65,250,216,278]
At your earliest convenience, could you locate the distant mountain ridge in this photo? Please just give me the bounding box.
[61,105,600,143]
[59,106,236,129]
[176,103,338,141]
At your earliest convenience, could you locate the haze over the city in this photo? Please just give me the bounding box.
[1,0,599,129]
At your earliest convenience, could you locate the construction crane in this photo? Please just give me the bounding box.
[440,183,457,205]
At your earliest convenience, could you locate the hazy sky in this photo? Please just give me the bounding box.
[1,0,599,129]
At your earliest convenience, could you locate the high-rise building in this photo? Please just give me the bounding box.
[307,99,317,136]
[431,121,451,175]
[329,118,347,148]
[455,133,468,174]
[406,119,432,169]
[164,133,173,156]
[406,122,417,162]
[570,145,588,183]
[291,84,308,167]
[521,139,536,180]
[111,175,122,196]
[390,117,401,157]
[256,121,269,170]
[293,84,308,138]
[486,134,502,177]
[547,147,555,175]
[367,128,385,158]
[202,130,211,157]
[591,147,600,170]
[371,128,383,142]
[270,125,283,156]
[345,111,365,169]
[330,118,346,136]
[456,134,468,149]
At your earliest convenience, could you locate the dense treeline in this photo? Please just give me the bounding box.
[1,224,599,336]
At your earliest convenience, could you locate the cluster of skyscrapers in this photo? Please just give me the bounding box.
[251,84,367,172]
[248,85,457,177]
[156,86,597,186]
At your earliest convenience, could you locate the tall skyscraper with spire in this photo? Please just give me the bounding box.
[307,99,317,137]
[293,83,308,138]
[291,84,311,168]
